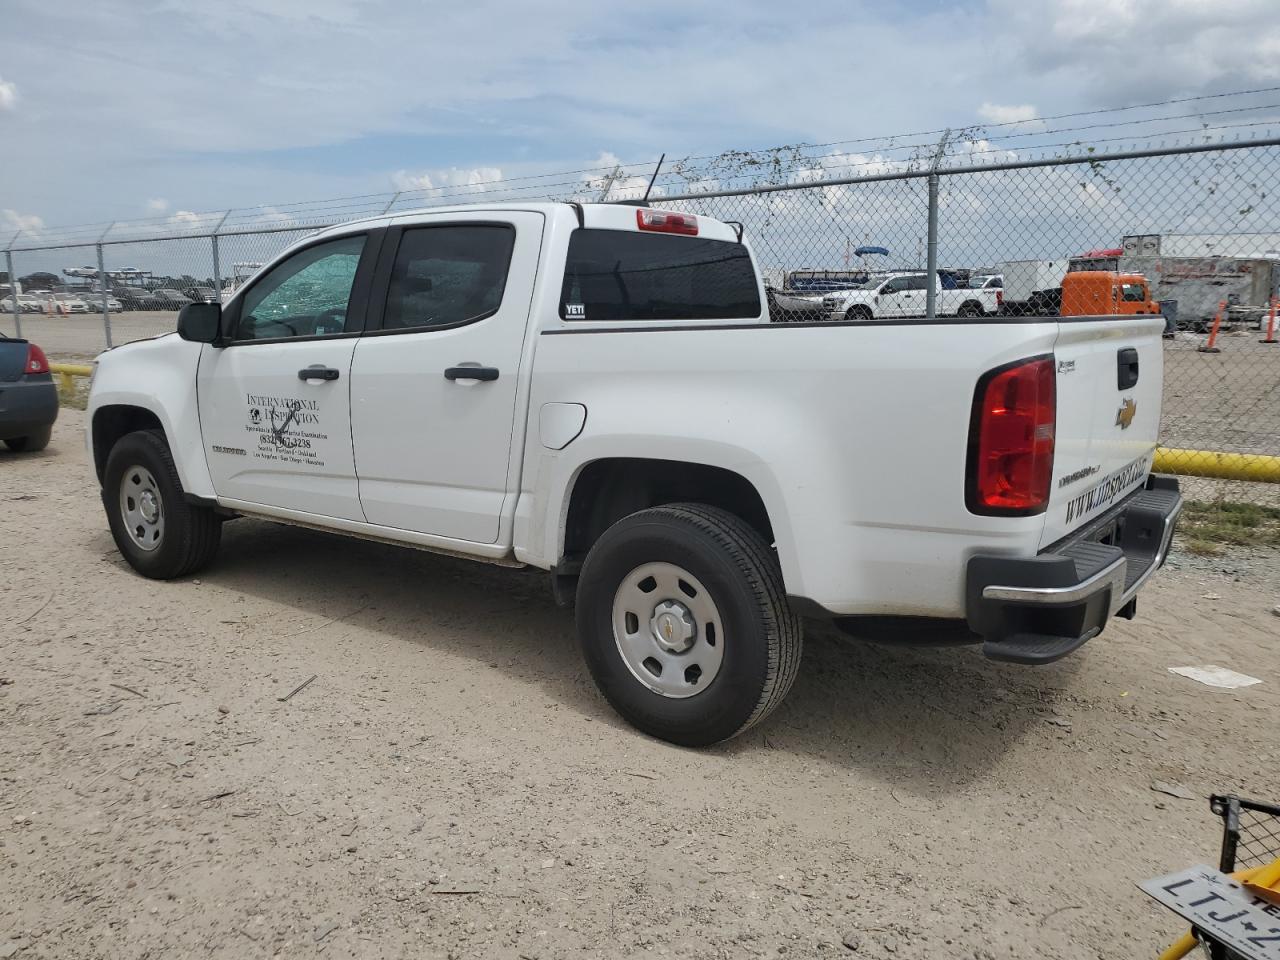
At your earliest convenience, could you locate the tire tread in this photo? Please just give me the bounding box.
[629,502,801,740]
[107,429,220,579]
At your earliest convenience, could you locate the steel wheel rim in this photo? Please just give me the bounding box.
[611,561,725,699]
[119,465,165,552]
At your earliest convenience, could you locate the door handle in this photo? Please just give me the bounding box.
[298,365,340,382]
[444,366,499,382]
[1117,348,1139,390]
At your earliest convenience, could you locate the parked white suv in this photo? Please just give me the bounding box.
[824,273,1000,321]
[87,202,1180,745]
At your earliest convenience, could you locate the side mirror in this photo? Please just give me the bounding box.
[177,302,222,344]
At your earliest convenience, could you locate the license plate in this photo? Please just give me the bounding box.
[1139,865,1280,960]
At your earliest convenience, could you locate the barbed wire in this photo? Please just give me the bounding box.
[8,86,1280,251]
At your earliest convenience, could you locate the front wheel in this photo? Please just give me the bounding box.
[575,503,802,746]
[103,429,221,579]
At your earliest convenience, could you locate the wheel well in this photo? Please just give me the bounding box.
[846,304,872,319]
[562,458,774,568]
[92,405,163,482]
[960,299,984,313]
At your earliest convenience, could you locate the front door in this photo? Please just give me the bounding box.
[197,231,380,521]
[876,276,913,317]
[350,212,543,543]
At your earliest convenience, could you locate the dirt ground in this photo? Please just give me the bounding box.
[2,409,1278,960]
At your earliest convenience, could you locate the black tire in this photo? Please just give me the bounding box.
[844,305,873,322]
[103,429,221,579]
[3,426,52,452]
[576,503,802,747]
[958,301,985,318]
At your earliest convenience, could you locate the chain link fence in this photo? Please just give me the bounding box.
[3,138,1277,511]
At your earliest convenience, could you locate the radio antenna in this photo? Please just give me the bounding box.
[642,154,666,202]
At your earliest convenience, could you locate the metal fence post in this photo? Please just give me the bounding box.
[924,129,950,321]
[210,210,231,300]
[97,243,112,349]
[5,247,21,339]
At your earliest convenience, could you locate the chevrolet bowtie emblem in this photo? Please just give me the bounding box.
[1116,398,1137,429]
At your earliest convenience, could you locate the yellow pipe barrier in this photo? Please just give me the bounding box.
[1155,447,1280,483]
[49,362,94,395]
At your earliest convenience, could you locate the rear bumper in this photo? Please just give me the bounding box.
[965,475,1182,664]
[0,374,59,440]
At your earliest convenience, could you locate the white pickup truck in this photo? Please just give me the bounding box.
[87,202,1181,746]
[823,272,1000,321]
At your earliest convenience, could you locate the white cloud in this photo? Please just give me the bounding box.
[146,198,169,213]
[253,206,296,226]
[169,210,200,224]
[0,77,16,112]
[977,102,1041,126]
[583,152,653,201]
[989,0,1280,99]
[391,170,433,192]
[2,209,43,233]
[391,166,504,198]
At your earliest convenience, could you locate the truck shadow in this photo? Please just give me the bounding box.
[198,518,1080,794]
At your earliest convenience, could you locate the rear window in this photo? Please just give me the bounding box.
[560,229,760,322]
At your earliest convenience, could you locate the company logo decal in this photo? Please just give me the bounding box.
[1115,398,1137,429]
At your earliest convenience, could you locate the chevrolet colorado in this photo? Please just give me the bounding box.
[87,202,1181,745]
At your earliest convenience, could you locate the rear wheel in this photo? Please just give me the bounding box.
[3,426,52,452]
[844,305,873,322]
[576,503,802,746]
[104,429,221,579]
[958,301,985,318]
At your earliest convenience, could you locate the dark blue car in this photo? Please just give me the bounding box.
[0,335,58,452]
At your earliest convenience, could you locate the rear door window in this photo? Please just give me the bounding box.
[381,224,516,331]
[560,229,760,321]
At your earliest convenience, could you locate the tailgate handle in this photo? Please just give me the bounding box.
[1117,348,1139,390]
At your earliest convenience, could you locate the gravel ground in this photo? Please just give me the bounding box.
[2,410,1278,960]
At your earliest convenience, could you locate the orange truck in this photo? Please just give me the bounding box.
[1060,270,1162,317]
[999,258,1163,318]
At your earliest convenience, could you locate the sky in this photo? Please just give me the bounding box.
[2,0,1280,242]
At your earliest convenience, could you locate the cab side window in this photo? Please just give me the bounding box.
[881,277,909,294]
[1121,283,1147,302]
[382,225,516,331]
[236,235,366,341]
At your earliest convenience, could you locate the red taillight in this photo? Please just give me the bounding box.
[996,290,1004,307]
[636,208,698,236]
[967,356,1055,515]
[25,343,50,375]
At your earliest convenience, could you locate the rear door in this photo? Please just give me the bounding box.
[1040,316,1166,547]
[349,212,543,543]
[899,275,929,317]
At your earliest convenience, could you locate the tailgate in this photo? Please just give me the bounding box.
[1041,317,1165,548]
[0,339,28,382]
